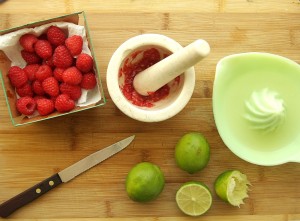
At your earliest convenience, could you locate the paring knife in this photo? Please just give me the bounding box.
[0,135,135,218]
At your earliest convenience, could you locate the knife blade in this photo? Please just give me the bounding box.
[0,135,135,218]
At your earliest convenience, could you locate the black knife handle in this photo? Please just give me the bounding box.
[0,173,62,218]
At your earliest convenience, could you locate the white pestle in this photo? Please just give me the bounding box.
[133,39,210,96]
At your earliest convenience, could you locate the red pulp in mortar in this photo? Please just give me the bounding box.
[119,48,174,107]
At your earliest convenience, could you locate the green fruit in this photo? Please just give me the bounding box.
[125,162,165,202]
[214,170,251,207]
[175,132,210,174]
[176,181,212,216]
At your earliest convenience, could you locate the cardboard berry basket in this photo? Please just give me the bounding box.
[0,11,106,126]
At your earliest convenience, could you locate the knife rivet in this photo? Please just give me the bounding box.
[36,188,41,194]
[49,180,54,186]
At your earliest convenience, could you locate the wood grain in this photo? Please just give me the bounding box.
[0,0,300,220]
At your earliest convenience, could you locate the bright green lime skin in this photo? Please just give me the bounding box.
[175,133,210,174]
[214,170,235,202]
[126,162,165,202]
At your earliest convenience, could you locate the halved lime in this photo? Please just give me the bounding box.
[176,181,212,216]
[214,170,251,207]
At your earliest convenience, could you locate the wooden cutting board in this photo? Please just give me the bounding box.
[0,0,300,220]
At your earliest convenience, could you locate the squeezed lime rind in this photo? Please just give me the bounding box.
[214,170,251,207]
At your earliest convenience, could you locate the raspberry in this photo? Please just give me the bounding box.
[50,96,57,104]
[34,40,53,59]
[42,77,59,97]
[53,45,73,68]
[62,66,82,85]
[23,64,39,81]
[65,35,83,56]
[53,67,65,82]
[47,26,66,46]
[16,83,33,97]
[16,96,36,115]
[55,94,75,113]
[43,56,54,68]
[19,34,38,53]
[21,50,41,64]
[80,72,97,89]
[35,64,52,81]
[34,95,47,101]
[60,83,82,101]
[36,98,55,116]
[8,66,28,88]
[32,80,45,96]
[76,53,93,73]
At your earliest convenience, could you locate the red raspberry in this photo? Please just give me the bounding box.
[21,50,41,64]
[53,67,65,82]
[53,45,73,68]
[23,64,39,81]
[35,64,52,81]
[65,35,83,56]
[76,53,93,73]
[16,83,33,97]
[34,40,53,59]
[34,95,47,101]
[8,66,28,88]
[80,72,97,89]
[32,80,45,95]
[50,96,57,104]
[36,98,55,116]
[60,83,82,101]
[55,94,75,113]
[42,77,59,97]
[47,26,66,46]
[62,66,82,85]
[43,56,54,68]
[16,96,36,115]
[19,34,38,53]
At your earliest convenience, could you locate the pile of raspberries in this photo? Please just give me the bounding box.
[7,25,97,116]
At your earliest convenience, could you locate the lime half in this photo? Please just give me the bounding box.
[214,170,251,207]
[176,181,212,216]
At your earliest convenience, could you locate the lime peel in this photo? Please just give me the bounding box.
[175,132,210,174]
[215,170,251,207]
[126,162,165,202]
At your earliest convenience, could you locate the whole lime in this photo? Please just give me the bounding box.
[175,132,210,174]
[125,162,165,202]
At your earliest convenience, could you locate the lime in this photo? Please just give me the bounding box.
[176,181,212,216]
[125,162,165,202]
[175,132,210,174]
[214,170,251,207]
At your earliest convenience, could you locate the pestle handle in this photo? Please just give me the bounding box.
[133,39,210,96]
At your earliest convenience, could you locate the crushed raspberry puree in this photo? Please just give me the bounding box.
[119,47,177,107]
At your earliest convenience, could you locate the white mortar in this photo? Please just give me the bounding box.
[106,34,196,122]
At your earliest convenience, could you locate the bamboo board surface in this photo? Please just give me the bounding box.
[0,0,300,220]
